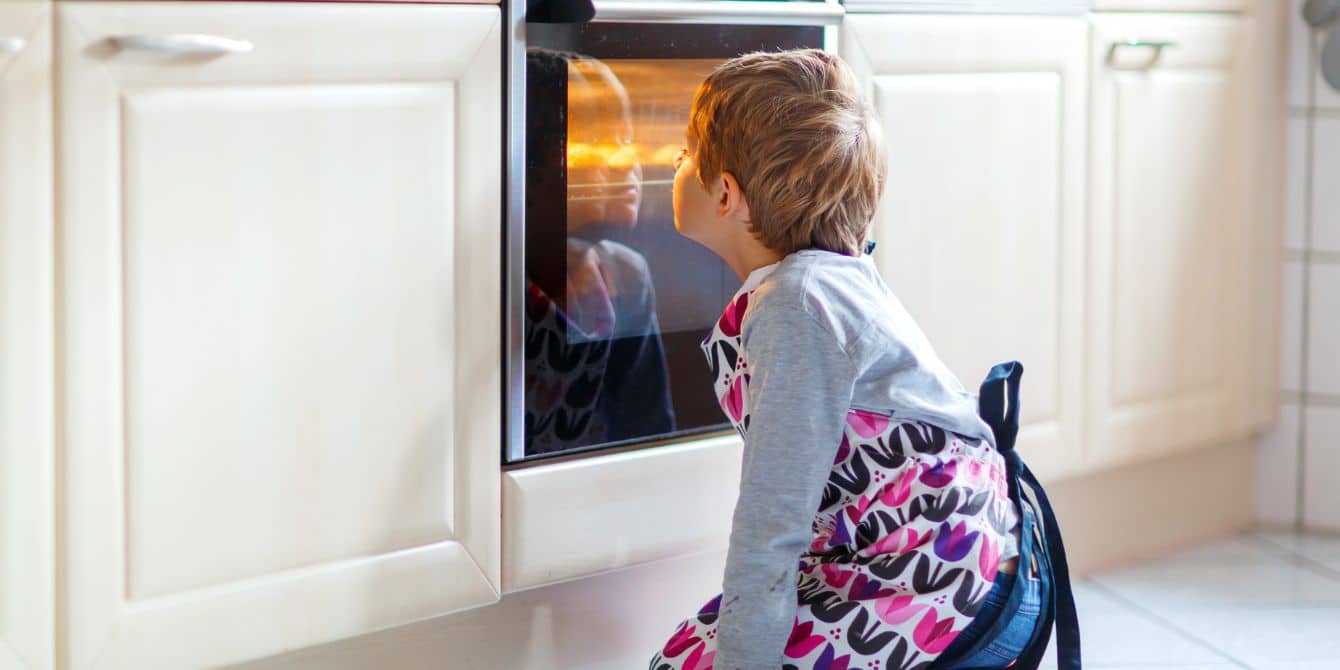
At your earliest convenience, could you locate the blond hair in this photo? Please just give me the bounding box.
[688,49,886,256]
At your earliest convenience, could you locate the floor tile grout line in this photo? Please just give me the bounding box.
[1087,666,1244,669]
[1085,664,1244,669]
[1254,524,1340,540]
[1247,533,1340,585]
[1305,106,1340,118]
[1080,579,1256,670]
[1287,250,1340,265]
[1085,601,1340,612]
[1298,22,1316,531]
[1280,390,1340,407]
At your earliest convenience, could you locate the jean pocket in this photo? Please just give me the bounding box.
[978,603,1042,663]
[981,587,1012,610]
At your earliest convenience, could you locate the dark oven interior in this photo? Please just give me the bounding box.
[515,21,825,464]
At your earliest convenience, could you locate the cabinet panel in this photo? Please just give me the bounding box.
[0,4,53,669]
[1088,14,1251,466]
[57,3,501,667]
[843,15,1088,479]
[122,84,458,599]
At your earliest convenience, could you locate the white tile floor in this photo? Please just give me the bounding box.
[1040,529,1340,669]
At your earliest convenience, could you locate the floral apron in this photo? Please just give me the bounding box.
[650,280,1021,670]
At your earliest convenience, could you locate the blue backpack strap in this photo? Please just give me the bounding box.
[978,361,1024,506]
[1018,462,1082,670]
[977,361,1082,670]
[978,361,1023,453]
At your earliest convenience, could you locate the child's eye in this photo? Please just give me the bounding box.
[673,147,688,171]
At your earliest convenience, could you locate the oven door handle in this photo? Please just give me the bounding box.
[590,0,844,25]
[527,0,597,24]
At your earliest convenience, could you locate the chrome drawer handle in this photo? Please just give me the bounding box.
[0,36,25,53]
[1108,39,1178,69]
[109,34,253,55]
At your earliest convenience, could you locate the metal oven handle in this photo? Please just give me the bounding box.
[528,0,597,24]
[591,0,844,25]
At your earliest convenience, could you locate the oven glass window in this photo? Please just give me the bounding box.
[519,24,823,462]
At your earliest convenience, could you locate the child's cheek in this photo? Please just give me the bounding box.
[671,167,691,234]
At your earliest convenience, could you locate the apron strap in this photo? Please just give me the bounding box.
[976,361,1082,670]
[1019,462,1082,670]
[978,361,1023,454]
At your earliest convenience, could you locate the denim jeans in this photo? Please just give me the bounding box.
[937,568,1044,669]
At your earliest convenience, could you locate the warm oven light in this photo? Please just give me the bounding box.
[565,142,684,170]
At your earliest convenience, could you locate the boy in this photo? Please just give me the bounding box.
[649,50,1046,670]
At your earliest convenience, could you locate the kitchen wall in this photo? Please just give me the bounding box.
[1257,0,1340,531]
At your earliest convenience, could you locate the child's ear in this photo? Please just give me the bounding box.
[716,171,751,223]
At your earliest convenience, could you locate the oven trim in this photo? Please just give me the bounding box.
[504,1,843,465]
[504,0,526,468]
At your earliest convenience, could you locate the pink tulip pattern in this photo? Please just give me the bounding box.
[661,621,701,658]
[875,595,929,626]
[847,409,890,438]
[721,375,747,424]
[716,291,749,338]
[786,621,828,658]
[913,609,962,654]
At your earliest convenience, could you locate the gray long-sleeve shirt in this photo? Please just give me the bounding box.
[712,249,996,670]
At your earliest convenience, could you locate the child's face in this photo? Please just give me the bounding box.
[671,138,718,246]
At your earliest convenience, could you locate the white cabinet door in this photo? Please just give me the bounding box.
[843,15,1088,480]
[56,3,501,667]
[1087,14,1251,467]
[1,4,53,669]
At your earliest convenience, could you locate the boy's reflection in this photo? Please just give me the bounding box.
[524,49,675,456]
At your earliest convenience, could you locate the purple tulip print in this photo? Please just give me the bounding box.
[933,521,981,563]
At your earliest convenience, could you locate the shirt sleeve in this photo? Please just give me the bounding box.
[713,304,858,670]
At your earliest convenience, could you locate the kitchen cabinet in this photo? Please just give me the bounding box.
[1086,13,1255,468]
[56,2,501,667]
[842,15,1089,480]
[1,4,54,669]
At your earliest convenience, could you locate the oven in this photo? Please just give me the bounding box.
[505,1,843,464]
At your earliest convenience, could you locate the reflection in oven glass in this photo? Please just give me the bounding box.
[523,49,734,458]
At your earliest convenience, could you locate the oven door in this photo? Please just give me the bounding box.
[506,1,841,464]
